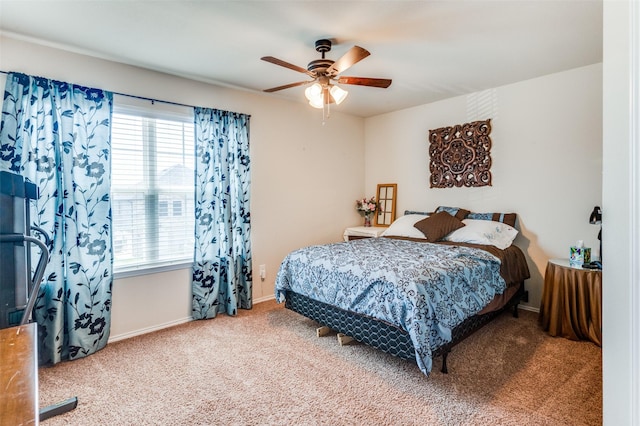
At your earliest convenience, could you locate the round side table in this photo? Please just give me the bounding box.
[539,258,602,346]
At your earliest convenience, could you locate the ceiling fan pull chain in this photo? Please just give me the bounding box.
[325,96,333,124]
[322,101,327,125]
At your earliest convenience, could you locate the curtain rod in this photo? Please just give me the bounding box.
[112,91,193,109]
[0,70,249,115]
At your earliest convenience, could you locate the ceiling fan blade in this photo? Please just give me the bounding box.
[337,76,392,88]
[263,81,313,93]
[261,56,313,76]
[326,46,370,76]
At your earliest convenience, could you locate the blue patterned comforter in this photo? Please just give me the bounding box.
[275,237,506,375]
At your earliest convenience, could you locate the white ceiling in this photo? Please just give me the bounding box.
[0,1,602,118]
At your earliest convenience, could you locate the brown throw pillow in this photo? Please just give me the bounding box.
[454,208,470,220]
[413,211,465,242]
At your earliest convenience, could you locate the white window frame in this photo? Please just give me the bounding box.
[111,95,194,279]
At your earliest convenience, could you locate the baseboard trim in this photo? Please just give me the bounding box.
[108,296,276,343]
[518,304,539,314]
[108,317,193,343]
[253,294,276,304]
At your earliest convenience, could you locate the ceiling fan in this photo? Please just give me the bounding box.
[261,39,392,109]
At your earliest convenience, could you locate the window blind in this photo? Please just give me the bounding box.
[111,102,195,276]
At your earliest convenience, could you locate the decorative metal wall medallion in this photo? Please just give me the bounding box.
[428,119,492,188]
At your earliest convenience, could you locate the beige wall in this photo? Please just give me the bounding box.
[0,35,367,340]
[364,64,603,310]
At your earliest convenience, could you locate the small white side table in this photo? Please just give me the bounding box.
[343,226,386,241]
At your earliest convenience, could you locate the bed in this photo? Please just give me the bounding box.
[275,208,530,375]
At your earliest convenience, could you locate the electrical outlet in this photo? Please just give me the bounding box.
[259,264,266,281]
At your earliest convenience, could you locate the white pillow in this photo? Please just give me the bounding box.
[443,219,518,250]
[381,214,429,239]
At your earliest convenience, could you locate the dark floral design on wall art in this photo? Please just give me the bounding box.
[429,119,492,188]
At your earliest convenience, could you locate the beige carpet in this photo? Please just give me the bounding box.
[39,300,602,425]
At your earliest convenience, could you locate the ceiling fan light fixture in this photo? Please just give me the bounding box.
[305,82,323,101]
[308,96,324,109]
[330,84,348,105]
[305,82,325,108]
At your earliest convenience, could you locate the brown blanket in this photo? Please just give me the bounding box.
[385,237,531,285]
[437,241,531,285]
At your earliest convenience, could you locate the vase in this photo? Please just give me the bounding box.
[364,215,372,227]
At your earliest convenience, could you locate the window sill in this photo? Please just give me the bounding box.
[113,261,193,280]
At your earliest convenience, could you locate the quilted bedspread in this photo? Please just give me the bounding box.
[274,237,507,375]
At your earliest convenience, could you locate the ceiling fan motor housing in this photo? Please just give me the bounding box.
[315,39,332,54]
[309,39,334,74]
[307,59,334,73]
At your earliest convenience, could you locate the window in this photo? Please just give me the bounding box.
[111,97,195,276]
[172,200,183,217]
[158,201,169,217]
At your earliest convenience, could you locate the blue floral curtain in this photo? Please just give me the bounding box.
[192,107,252,319]
[0,72,113,364]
